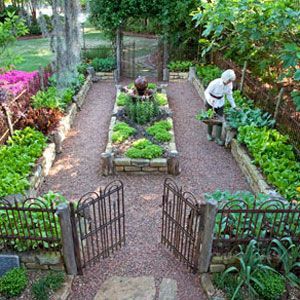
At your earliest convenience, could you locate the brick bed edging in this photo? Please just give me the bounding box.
[101,85,180,175]
[51,74,92,153]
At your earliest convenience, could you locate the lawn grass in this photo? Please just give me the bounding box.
[12,27,110,72]
[10,27,158,72]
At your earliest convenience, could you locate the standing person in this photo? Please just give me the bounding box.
[204,69,237,145]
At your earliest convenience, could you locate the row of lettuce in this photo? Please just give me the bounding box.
[0,66,88,198]
[192,62,300,203]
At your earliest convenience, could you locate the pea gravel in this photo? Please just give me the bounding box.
[40,80,250,300]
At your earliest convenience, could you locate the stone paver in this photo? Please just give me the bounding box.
[159,278,177,300]
[94,276,156,300]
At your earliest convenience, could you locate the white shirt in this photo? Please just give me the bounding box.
[204,78,236,108]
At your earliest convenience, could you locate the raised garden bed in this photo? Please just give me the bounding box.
[169,71,189,81]
[95,71,115,81]
[101,82,179,175]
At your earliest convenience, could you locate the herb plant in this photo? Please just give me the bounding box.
[116,92,130,106]
[126,139,163,159]
[112,122,136,143]
[0,268,28,298]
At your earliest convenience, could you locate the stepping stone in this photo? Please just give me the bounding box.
[94,276,156,300]
[159,278,177,300]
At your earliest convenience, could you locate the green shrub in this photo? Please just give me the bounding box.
[0,268,28,298]
[77,63,89,75]
[253,271,285,300]
[32,271,65,300]
[91,57,116,72]
[155,93,168,106]
[196,64,223,87]
[116,92,130,106]
[126,139,163,159]
[0,127,47,198]
[112,122,136,143]
[83,46,113,61]
[125,97,159,125]
[127,82,157,90]
[168,60,193,72]
[147,120,172,142]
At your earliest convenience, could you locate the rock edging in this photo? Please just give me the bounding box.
[169,71,189,81]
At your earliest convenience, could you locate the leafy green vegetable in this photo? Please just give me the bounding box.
[125,139,163,159]
[168,60,193,72]
[112,122,136,143]
[0,127,47,197]
[91,57,116,72]
[147,120,172,142]
[154,93,168,106]
[196,108,215,120]
[116,92,130,106]
[196,64,222,87]
[237,125,300,201]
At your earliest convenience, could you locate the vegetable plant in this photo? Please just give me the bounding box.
[147,120,172,142]
[168,60,193,72]
[268,238,300,287]
[222,240,276,299]
[91,57,116,72]
[126,138,163,159]
[154,93,168,106]
[112,122,136,143]
[0,268,28,298]
[196,108,215,121]
[0,127,47,197]
[195,64,222,87]
[116,92,130,106]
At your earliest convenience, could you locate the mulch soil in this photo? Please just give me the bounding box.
[39,80,250,300]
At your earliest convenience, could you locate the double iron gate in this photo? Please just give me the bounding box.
[70,179,204,274]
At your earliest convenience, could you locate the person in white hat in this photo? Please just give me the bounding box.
[204,69,237,145]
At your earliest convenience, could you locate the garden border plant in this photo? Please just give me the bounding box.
[101,83,179,175]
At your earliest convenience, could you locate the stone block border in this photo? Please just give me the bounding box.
[169,71,189,81]
[95,71,115,81]
[16,251,65,271]
[101,85,180,175]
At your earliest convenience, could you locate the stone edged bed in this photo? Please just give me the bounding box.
[5,75,92,200]
[188,67,281,198]
[101,85,180,176]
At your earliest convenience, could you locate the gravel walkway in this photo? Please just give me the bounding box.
[40,80,250,300]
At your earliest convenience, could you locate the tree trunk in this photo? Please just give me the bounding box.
[0,0,5,13]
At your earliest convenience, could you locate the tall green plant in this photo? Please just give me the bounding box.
[268,238,300,287]
[222,240,276,299]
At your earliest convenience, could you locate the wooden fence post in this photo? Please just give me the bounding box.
[56,204,78,275]
[274,87,284,122]
[167,150,180,175]
[116,27,122,82]
[198,200,218,273]
[239,61,247,92]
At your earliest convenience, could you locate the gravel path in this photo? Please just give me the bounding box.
[40,80,250,300]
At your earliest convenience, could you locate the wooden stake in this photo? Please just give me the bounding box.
[3,106,14,137]
[274,87,284,122]
[239,61,247,92]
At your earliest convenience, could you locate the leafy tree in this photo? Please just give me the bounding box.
[0,11,28,70]
[192,0,300,109]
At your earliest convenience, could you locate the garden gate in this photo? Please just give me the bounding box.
[121,36,163,80]
[161,178,207,273]
[70,180,125,274]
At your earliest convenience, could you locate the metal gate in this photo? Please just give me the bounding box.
[121,37,160,79]
[161,178,204,273]
[70,180,125,274]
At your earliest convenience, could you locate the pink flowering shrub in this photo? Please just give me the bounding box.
[0,70,39,96]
